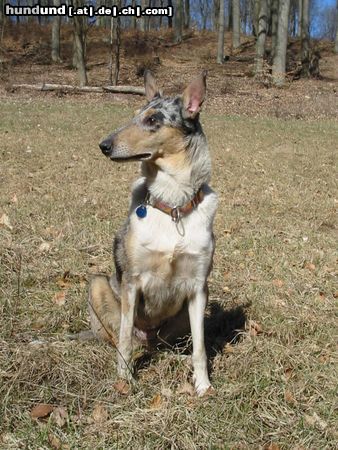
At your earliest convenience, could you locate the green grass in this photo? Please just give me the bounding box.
[0,96,337,449]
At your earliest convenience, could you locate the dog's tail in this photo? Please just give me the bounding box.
[88,274,121,345]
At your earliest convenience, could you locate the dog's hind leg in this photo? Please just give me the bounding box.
[88,274,121,345]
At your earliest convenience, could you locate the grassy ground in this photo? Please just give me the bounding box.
[0,95,337,449]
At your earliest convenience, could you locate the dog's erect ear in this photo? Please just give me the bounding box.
[144,70,161,102]
[182,70,207,119]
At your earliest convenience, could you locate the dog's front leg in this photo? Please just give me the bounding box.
[117,279,138,381]
[188,286,211,396]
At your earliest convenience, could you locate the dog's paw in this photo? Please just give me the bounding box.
[195,382,214,397]
[117,363,134,381]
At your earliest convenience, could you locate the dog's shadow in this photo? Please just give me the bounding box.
[135,302,247,374]
[205,302,247,358]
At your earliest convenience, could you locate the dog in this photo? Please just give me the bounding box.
[89,70,218,396]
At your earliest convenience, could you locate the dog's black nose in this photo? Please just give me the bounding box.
[99,138,112,156]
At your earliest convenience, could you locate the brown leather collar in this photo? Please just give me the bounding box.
[150,188,204,223]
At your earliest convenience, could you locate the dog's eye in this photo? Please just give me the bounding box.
[145,116,157,126]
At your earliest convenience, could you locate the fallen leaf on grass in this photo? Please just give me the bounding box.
[177,382,195,396]
[48,434,61,450]
[52,291,66,306]
[113,380,130,395]
[224,343,235,354]
[92,403,108,424]
[11,194,18,204]
[51,406,68,428]
[0,213,13,230]
[303,261,316,271]
[38,242,51,253]
[247,320,263,336]
[30,403,54,419]
[304,412,328,430]
[284,367,293,381]
[284,390,296,405]
[264,444,280,450]
[149,393,163,409]
[56,271,72,289]
[273,279,284,288]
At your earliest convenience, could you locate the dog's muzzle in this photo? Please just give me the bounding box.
[99,138,112,156]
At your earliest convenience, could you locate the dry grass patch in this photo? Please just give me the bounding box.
[0,95,337,449]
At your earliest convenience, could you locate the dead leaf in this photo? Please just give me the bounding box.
[30,403,54,419]
[222,285,231,293]
[52,291,66,306]
[273,279,284,288]
[51,406,68,428]
[264,444,280,450]
[113,380,130,395]
[247,320,263,336]
[161,387,172,398]
[149,393,163,409]
[284,390,296,405]
[304,261,316,271]
[11,194,18,204]
[92,403,108,424]
[0,213,13,230]
[38,242,51,253]
[304,412,328,430]
[177,382,195,396]
[224,343,235,354]
[284,367,293,381]
[48,434,61,450]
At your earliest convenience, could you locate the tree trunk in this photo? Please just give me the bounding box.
[272,0,290,86]
[232,0,240,49]
[131,0,137,29]
[335,0,338,53]
[175,0,183,43]
[271,0,279,59]
[301,0,310,75]
[184,0,190,29]
[140,0,147,32]
[168,0,173,28]
[109,1,121,86]
[213,0,220,32]
[0,0,5,47]
[217,0,225,63]
[51,0,61,63]
[297,0,302,37]
[227,0,232,31]
[252,0,260,37]
[255,0,268,77]
[72,0,88,87]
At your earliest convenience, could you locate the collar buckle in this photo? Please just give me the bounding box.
[170,206,181,223]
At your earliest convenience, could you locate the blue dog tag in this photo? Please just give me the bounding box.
[136,205,147,219]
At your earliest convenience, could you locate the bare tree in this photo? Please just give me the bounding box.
[255,0,268,77]
[272,0,290,86]
[175,0,184,42]
[336,0,338,53]
[0,0,5,47]
[51,0,62,63]
[271,0,279,59]
[140,0,147,32]
[213,0,220,32]
[72,0,88,86]
[252,0,260,36]
[109,0,121,85]
[217,0,225,63]
[232,0,240,49]
[301,0,310,75]
[184,0,190,29]
[131,0,137,30]
[297,0,302,37]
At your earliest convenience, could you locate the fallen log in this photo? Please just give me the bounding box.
[11,83,145,95]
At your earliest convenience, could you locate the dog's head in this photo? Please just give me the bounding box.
[99,71,207,163]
